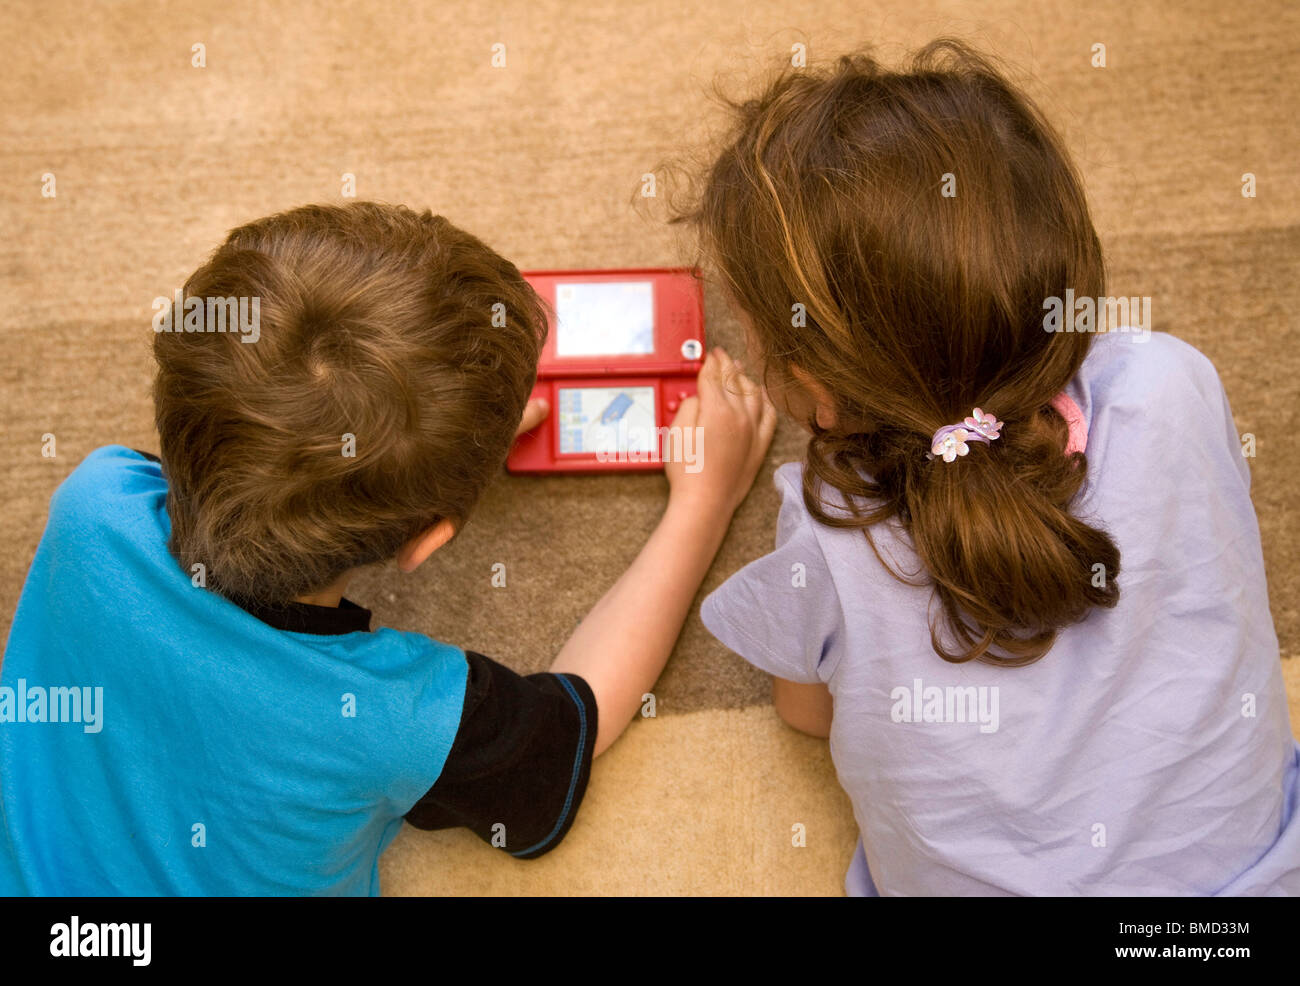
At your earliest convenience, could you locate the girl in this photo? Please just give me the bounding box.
[691,40,1298,895]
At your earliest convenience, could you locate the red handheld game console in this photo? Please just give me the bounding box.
[506,268,705,473]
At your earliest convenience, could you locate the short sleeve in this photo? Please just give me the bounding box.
[1145,332,1252,493]
[403,652,597,860]
[1212,368,1251,493]
[700,464,844,684]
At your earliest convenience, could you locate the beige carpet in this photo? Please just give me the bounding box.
[1,0,1296,895]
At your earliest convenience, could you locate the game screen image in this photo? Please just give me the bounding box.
[557,385,657,456]
[555,280,655,356]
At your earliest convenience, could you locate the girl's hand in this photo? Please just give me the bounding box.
[665,347,776,517]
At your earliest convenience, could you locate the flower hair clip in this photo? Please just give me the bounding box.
[927,407,1003,462]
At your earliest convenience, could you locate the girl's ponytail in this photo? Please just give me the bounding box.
[806,401,1119,665]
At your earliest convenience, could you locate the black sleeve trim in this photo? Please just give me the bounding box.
[404,651,598,860]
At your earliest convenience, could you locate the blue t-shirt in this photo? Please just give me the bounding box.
[703,330,1300,896]
[0,446,467,895]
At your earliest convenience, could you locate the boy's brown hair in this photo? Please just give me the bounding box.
[153,202,546,605]
[683,40,1121,666]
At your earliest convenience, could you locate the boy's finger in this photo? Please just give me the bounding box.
[714,348,747,410]
[514,397,549,438]
[735,368,762,412]
[758,396,778,444]
[703,347,725,382]
[670,394,700,430]
[695,348,725,410]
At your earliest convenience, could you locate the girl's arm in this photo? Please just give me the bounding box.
[772,678,833,738]
[550,347,776,756]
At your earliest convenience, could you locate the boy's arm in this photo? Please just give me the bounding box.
[550,348,775,756]
[403,350,771,854]
[405,652,598,858]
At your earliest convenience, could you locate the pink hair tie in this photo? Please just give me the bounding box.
[1050,391,1088,454]
[926,395,1087,463]
[927,407,1002,462]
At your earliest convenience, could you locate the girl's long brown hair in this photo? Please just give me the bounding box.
[685,40,1121,666]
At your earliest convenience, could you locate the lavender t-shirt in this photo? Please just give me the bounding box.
[702,330,1299,896]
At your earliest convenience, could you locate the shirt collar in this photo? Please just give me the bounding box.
[134,450,375,635]
[237,597,373,635]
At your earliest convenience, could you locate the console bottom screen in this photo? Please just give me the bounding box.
[557,386,657,456]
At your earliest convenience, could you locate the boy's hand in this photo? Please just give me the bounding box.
[552,347,775,756]
[514,397,549,438]
[665,347,776,517]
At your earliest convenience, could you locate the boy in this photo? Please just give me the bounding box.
[0,202,774,895]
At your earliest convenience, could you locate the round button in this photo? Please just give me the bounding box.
[666,399,680,412]
[681,339,703,360]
